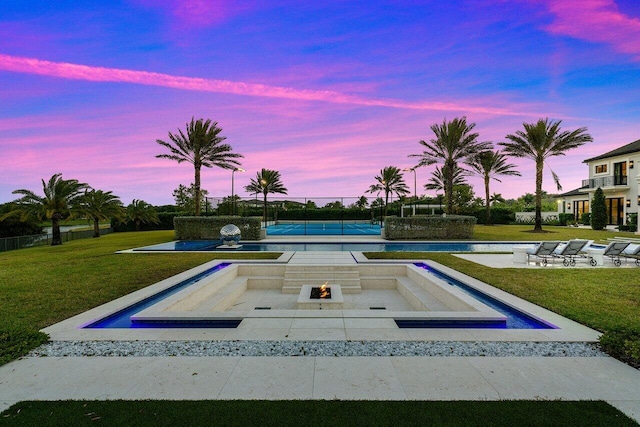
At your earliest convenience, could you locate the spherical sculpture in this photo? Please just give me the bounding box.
[220,224,241,246]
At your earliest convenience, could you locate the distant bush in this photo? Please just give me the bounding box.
[174,216,261,240]
[469,206,515,225]
[385,215,476,240]
[0,203,43,237]
[581,213,591,225]
[112,212,187,232]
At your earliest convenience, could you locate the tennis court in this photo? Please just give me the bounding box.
[266,221,381,235]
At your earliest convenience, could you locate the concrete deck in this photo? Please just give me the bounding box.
[1,242,639,422]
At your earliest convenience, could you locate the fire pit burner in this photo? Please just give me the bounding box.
[310,284,331,299]
[310,286,331,299]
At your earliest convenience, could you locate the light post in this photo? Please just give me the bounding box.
[231,167,245,216]
[403,167,417,216]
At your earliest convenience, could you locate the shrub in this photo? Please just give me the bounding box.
[470,206,515,225]
[599,329,640,369]
[0,327,48,366]
[174,216,261,240]
[581,212,591,225]
[591,187,607,230]
[558,213,573,226]
[384,215,476,240]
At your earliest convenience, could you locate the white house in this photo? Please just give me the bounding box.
[557,138,640,226]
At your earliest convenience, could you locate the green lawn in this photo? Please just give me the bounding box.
[471,223,638,242]
[1,226,639,424]
[1,400,637,427]
[0,230,279,364]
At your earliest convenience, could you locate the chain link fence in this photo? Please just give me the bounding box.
[0,228,113,253]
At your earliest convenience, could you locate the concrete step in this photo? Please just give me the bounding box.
[282,264,362,293]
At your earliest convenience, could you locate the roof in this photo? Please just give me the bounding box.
[583,138,640,163]
[556,187,589,198]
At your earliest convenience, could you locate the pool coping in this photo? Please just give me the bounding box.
[42,254,601,343]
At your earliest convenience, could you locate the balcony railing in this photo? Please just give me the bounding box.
[582,175,628,188]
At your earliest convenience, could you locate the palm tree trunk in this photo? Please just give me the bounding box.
[263,192,268,225]
[444,162,454,215]
[535,159,543,231]
[384,190,389,218]
[194,165,202,216]
[93,217,100,238]
[51,213,62,246]
[484,175,491,226]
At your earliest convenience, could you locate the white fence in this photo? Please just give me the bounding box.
[514,212,559,224]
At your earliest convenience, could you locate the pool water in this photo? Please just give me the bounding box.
[84,263,233,329]
[134,241,535,252]
[84,261,553,330]
[413,263,555,329]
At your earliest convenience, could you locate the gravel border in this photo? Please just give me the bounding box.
[28,340,606,358]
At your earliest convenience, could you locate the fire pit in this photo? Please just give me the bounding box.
[310,282,331,299]
[297,284,344,309]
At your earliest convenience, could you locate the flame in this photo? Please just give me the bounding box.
[320,281,329,298]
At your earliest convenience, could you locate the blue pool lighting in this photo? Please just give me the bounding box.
[412,263,556,329]
[84,263,232,329]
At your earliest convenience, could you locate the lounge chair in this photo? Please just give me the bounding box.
[552,239,591,266]
[590,241,630,266]
[526,241,561,266]
[620,244,640,267]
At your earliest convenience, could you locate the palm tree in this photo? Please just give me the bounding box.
[79,189,125,237]
[355,195,368,210]
[500,118,592,231]
[10,173,88,245]
[366,166,409,218]
[468,150,521,225]
[156,117,243,216]
[424,164,468,193]
[410,117,492,214]
[126,199,160,231]
[244,169,288,224]
[490,193,506,205]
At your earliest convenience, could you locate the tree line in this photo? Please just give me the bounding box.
[1,116,592,244]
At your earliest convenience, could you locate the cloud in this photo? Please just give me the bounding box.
[544,0,640,60]
[130,0,249,28]
[0,53,535,117]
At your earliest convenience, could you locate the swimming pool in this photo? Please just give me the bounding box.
[413,263,555,329]
[84,261,553,330]
[133,241,535,252]
[84,262,236,329]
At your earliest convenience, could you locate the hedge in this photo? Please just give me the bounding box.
[384,215,477,240]
[174,216,261,240]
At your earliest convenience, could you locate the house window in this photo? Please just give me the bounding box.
[595,164,607,174]
[613,161,627,185]
[573,200,589,222]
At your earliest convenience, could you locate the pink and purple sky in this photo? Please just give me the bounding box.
[1,0,639,206]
